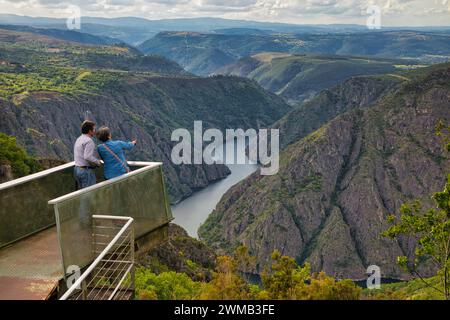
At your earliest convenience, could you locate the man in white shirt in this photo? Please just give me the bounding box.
[74,120,101,189]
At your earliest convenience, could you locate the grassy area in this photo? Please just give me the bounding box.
[0,39,128,98]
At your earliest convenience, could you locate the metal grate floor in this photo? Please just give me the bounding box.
[0,227,63,300]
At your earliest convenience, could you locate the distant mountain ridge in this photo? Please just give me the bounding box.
[0,24,121,45]
[0,14,372,45]
[139,31,450,76]
[2,14,450,46]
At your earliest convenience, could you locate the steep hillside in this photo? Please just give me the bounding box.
[218,53,406,103]
[0,74,289,203]
[139,32,243,75]
[139,31,450,76]
[0,29,291,202]
[199,64,450,280]
[181,47,235,76]
[275,74,404,148]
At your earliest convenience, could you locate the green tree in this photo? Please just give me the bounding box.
[134,268,201,300]
[233,245,257,281]
[260,250,310,300]
[199,256,252,300]
[260,251,361,300]
[0,133,41,178]
[383,179,450,300]
[299,272,362,300]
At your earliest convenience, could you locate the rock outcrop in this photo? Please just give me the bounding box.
[138,224,216,281]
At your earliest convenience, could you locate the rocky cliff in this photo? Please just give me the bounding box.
[275,74,403,148]
[138,224,216,281]
[199,64,450,280]
[0,75,290,202]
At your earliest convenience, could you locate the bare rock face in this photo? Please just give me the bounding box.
[274,75,402,149]
[199,65,450,280]
[37,158,67,170]
[307,207,366,279]
[0,164,13,183]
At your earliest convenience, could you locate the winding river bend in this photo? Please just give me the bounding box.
[171,140,258,238]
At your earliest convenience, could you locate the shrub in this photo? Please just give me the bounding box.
[135,268,201,300]
[260,250,361,300]
[0,133,41,177]
[199,256,252,300]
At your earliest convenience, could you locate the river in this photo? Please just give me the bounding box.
[171,139,258,238]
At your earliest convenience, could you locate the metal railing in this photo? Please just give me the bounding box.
[0,161,171,249]
[0,162,75,248]
[60,215,135,300]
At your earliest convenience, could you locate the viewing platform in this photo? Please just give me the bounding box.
[0,161,173,300]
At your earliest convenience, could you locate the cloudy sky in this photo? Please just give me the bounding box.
[0,0,449,26]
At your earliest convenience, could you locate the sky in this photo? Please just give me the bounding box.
[0,0,449,26]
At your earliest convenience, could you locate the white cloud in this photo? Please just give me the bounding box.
[0,0,448,26]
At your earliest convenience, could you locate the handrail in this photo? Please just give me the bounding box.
[48,162,162,205]
[0,162,75,191]
[0,161,161,192]
[60,215,134,300]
